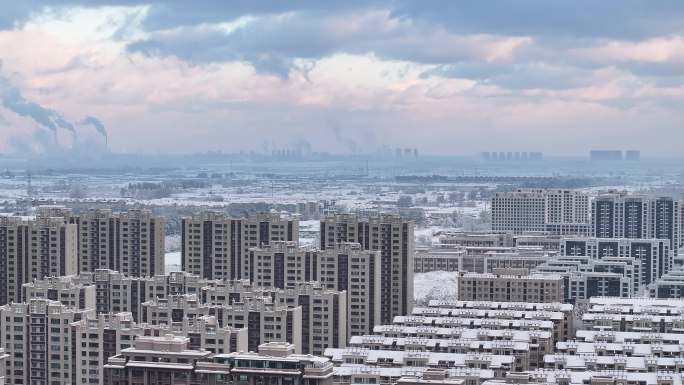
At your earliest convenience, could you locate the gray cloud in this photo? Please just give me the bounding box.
[5,1,683,39]
[127,11,366,76]
[127,10,530,76]
[390,0,684,40]
[138,1,377,30]
[5,1,684,80]
[0,1,377,30]
[120,2,684,84]
[423,63,596,90]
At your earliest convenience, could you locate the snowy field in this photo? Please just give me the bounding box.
[414,271,459,305]
[165,251,181,266]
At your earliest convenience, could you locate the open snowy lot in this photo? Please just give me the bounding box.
[413,271,459,305]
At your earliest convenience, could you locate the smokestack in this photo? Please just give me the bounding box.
[1,71,76,147]
[78,116,108,146]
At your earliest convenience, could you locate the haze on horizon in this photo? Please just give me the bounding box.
[0,1,683,157]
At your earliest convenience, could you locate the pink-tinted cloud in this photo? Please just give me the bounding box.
[0,4,684,156]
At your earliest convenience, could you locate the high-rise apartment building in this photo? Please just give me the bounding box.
[181,211,242,280]
[71,312,141,385]
[0,216,77,304]
[0,299,93,385]
[491,189,550,234]
[491,189,591,235]
[320,214,414,324]
[72,311,248,385]
[592,192,680,253]
[650,196,680,249]
[30,270,347,356]
[274,282,347,355]
[0,349,8,385]
[214,296,302,353]
[70,209,165,277]
[71,269,213,323]
[2,299,248,385]
[533,254,638,300]
[38,207,165,277]
[561,237,671,285]
[181,211,298,280]
[247,241,307,288]
[78,269,147,321]
[545,189,592,225]
[313,243,381,337]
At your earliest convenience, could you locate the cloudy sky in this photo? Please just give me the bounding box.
[0,1,683,156]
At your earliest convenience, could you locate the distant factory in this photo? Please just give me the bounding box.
[480,151,544,162]
[590,149,640,161]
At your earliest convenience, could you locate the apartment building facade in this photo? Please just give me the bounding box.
[42,208,165,277]
[320,214,414,324]
[314,243,381,337]
[0,299,93,385]
[560,237,671,285]
[491,189,591,235]
[0,216,77,304]
[181,211,298,280]
[457,272,565,303]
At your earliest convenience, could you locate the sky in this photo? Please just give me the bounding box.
[0,1,683,156]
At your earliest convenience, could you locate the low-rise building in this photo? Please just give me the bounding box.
[197,342,335,385]
[457,272,564,303]
[386,317,556,340]
[103,335,211,385]
[325,348,516,379]
[411,304,571,343]
[348,335,534,371]
[651,270,684,298]
[415,249,551,274]
[438,232,515,248]
[333,366,493,385]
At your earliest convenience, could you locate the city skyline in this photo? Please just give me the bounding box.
[1,2,684,156]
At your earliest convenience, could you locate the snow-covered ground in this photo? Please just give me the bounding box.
[299,219,320,248]
[165,251,181,265]
[414,226,446,246]
[413,271,459,305]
